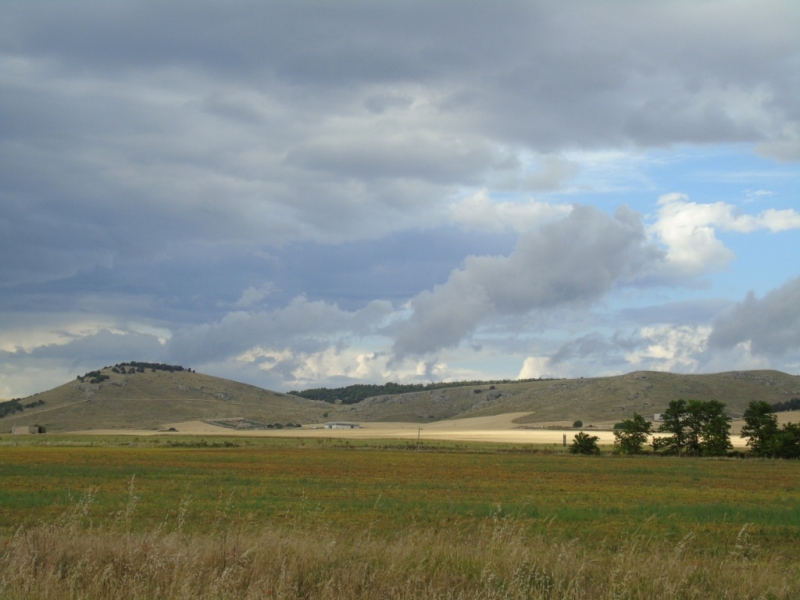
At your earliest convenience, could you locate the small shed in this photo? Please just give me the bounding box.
[324,422,360,429]
[12,425,44,435]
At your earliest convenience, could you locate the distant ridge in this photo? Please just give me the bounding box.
[338,369,800,425]
[289,377,557,405]
[1,366,798,433]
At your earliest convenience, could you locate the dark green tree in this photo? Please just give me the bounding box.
[697,400,732,456]
[654,399,731,457]
[654,399,688,455]
[682,400,706,455]
[770,423,800,459]
[741,401,779,457]
[570,431,600,455]
[613,412,652,455]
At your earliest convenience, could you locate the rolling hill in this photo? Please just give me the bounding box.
[1,365,799,433]
[343,369,800,425]
[0,365,331,433]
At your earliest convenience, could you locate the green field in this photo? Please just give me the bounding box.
[1,436,800,598]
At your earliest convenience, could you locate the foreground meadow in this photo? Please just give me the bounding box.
[1,436,799,598]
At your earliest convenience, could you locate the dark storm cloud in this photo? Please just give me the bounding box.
[2,0,797,290]
[4,1,797,153]
[708,276,800,356]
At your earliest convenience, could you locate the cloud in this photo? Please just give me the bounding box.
[0,360,78,399]
[650,193,800,275]
[0,328,168,397]
[393,205,664,357]
[1,0,797,299]
[756,124,800,162]
[165,296,394,365]
[238,346,396,389]
[530,323,713,377]
[23,329,165,364]
[450,189,572,233]
[284,126,503,185]
[232,283,274,309]
[619,299,732,326]
[518,356,558,380]
[1,1,799,397]
[708,276,800,357]
[550,332,617,366]
[623,325,710,373]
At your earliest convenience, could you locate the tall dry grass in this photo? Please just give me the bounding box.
[1,509,798,599]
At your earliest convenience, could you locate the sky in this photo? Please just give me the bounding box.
[1,0,799,399]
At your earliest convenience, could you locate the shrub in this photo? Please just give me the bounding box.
[570,431,600,455]
[572,420,583,428]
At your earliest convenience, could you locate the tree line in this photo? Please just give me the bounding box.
[0,398,45,419]
[112,362,192,373]
[289,378,555,404]
[76,362,193,381]
[570,398,800,459]
[772,397,800,413]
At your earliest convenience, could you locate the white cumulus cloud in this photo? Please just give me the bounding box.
[650,193,800,275]
[624,324,711,373]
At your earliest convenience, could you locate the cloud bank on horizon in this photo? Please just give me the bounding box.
[1,0,799,397]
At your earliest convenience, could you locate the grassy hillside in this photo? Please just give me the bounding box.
[344,369,800,424]
[0,366,332,433]
[1,366,798,432]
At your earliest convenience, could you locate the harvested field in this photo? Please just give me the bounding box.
[70,412,752,447]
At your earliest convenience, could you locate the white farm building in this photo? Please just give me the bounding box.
[324,422,360,430]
